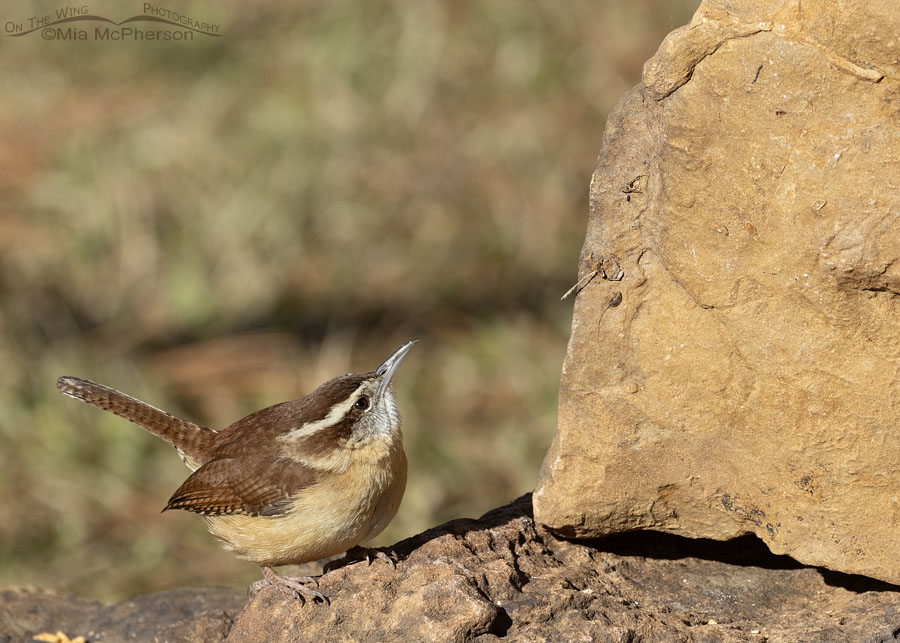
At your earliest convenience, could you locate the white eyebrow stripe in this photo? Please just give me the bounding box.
[278,382,368,443]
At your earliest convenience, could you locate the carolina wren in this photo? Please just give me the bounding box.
[56,340,416,603]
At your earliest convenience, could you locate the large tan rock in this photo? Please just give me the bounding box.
[535,0,900,584]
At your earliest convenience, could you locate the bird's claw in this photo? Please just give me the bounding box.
[254,566,328,604]
[323,545,400,573]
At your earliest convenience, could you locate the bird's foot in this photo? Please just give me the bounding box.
[251,566,328,604]
[323,545,399,573]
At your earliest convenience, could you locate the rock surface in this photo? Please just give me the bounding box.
[0,586,244,642]
[534,0,900,584]
[5,496,900,642]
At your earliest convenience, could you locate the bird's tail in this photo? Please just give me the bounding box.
[57,376,215,467]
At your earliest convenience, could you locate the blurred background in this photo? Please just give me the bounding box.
[0,0,696,601]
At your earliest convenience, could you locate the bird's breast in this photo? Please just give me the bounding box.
[203,445,407,567]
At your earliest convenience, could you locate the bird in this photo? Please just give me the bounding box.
[56,340,417,603]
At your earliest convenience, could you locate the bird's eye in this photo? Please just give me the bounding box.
[354,396,369,410]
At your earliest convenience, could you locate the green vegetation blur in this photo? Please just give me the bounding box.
[0,0,696,601]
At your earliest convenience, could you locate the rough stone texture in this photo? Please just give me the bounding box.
[5,497,900,642]
[228,497,900,642]
[534,0,900,584]
[0,586,244,642]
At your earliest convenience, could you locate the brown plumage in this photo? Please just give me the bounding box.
[56,376,216,464]
[56,341,416,603]
[163,457,321,516]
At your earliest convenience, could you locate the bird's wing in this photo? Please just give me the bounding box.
[164,457,319,516]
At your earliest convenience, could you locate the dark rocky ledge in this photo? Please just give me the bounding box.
[3,495,900,642]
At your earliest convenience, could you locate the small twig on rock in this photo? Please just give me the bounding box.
[561,269,599,300]
[562,253,625,300]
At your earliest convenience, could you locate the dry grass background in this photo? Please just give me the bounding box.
[0,0,696,601]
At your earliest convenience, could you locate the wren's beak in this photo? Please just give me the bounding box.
[375,340,417,402]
